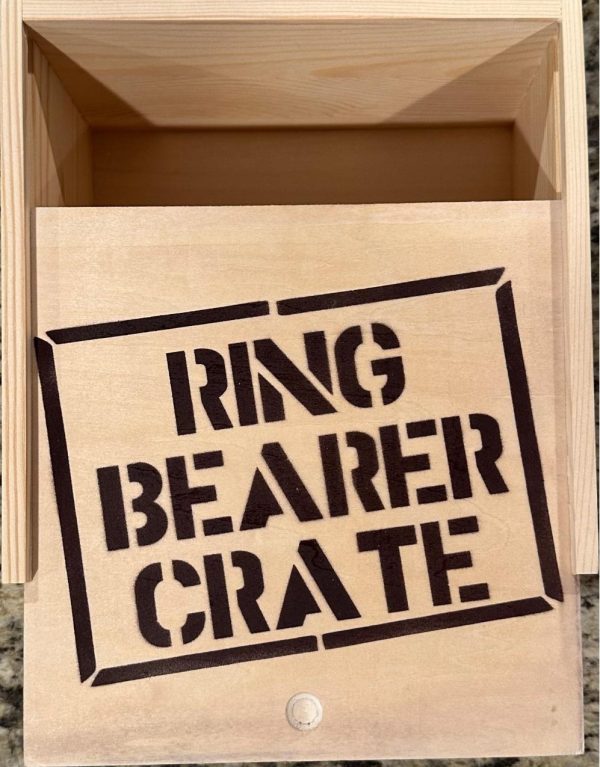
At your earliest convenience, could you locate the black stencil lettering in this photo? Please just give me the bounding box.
[258,373,285,423]
[128,463,169,547]
[37,266,568,687]
[459,583,490,602]
[357,526,418,612]
[194,451,224,469]
[228,342,258,427]
[421,521,474,606]
[277,566,322,630]
[134,563,171,647]
[97,465,129,551]
[50,300,269,344]
[379,424,430,508]
[202,517,234,536]
[322,597,548,651]
[193,348,233,430]
[406,419,436,438]
[371,323,405,405]
[231,551,270,633]
[469,413,509,494]
[299,539,360,620]
[262,443,323,521]
[166,351,196,436]
[417,485,448,504]
[448,516,479,536]
[334,326,372,408]
[276,268,505,316]
[441,416,473,499]
[254,338,336,416]
[34,338,96,681]
[346,431,384,511]
[319,433,348,517]
[204,554,233,639]
[172,559,205,644]
[166,452,223,540]
[240,469,284,530]
[495,281,562,601]
[304,331,333,393]
[93,636,319,685]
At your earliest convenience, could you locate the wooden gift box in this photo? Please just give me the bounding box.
[4,0,596,580]
[1,1,597,764]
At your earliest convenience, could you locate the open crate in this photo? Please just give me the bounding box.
[0,1,596,764]
[3,0,595,579]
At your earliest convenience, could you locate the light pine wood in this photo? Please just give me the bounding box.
[0,2,594,586]
[92,125,513,206]
[26,19,556,128]
[22,0,562,21]
[559,1,598,574]
[27,41,93,206]
[1,0,30,583]
[1,11,93,584]
[27,202,581,764]
[512,34,561,200]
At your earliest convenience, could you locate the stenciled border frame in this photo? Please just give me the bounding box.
[34,267,563,686]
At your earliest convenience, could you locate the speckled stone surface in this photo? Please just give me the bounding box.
[0,4,597,766]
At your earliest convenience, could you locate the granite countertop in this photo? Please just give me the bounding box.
[0,2,598,766]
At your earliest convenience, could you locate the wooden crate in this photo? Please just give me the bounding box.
[0,1,596,763]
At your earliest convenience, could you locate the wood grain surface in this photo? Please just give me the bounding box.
[23,0,563,21]
[560,0,597,573]
[1,0,29,584]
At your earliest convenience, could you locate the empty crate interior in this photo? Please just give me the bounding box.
[24,18,561,207]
